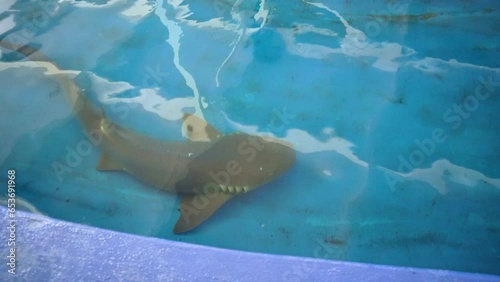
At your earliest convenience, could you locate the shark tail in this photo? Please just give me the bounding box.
[0,40,105,134]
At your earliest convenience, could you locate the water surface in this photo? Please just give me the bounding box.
[0,0,499,275]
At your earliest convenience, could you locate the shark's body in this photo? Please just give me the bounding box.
[1,40,295,233]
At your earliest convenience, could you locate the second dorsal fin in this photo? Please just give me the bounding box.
[182,113,221,142]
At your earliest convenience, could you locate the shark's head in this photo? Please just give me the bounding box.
[173,133,295,233]
[232,134,296,191]
[175,133,295,194]
[173,116,296,233]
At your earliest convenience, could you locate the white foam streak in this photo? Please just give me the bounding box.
[155,0,204,119]
[380,159,500,194]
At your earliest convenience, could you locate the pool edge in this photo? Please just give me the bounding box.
[1,206,498,281]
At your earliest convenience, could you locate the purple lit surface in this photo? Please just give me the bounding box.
[1,207,498,281]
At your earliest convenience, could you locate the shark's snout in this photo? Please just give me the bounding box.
[259,138,296,176]
[238,136,295,189]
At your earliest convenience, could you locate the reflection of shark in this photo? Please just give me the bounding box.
[0,40,295,233]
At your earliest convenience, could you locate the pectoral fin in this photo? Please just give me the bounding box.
[97,154,122,171]
[174,192,233,234]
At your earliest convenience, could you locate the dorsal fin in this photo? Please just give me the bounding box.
[182,113,221,142]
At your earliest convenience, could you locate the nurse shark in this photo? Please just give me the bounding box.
[0,40,295,233]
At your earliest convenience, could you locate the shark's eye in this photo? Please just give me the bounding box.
[187,125,193,132]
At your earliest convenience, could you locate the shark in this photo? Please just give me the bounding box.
[0,40,296,233]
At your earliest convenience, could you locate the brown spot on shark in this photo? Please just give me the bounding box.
[1,40,296,233]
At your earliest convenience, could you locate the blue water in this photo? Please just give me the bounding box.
[1,0,499,275]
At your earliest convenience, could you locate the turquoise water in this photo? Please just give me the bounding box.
[1,0,499,275]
